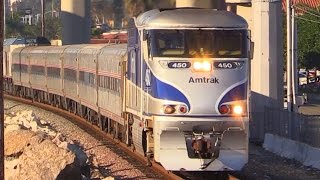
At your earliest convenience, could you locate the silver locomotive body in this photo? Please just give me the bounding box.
[127,8,250,171]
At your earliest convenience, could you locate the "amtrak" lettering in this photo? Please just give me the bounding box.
[189,77,219,84]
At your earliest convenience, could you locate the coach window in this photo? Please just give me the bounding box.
[11,64,16,72]
[111,77,113,90]
[83,72,89,85]
[111,78,114,91]
[113,78,116,91]
[112,77,115,91]
[98,75,104,89]
[97,75,100,87]
[114,78,117,91]
[101,76,104,88]
[117,79,120,92]
[20,64,28,73]
[31,65,45,75]
[101,76,105,88]
[105,76,108,90]
[106,77,108,88]
[47,67,61,78]
[79,71,85,82]
[89,73,95,86]
[98,75,102,88]
[12,64,20,72]
[64,69,77,81]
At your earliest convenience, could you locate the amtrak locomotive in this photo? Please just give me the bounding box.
[4,8,251,171]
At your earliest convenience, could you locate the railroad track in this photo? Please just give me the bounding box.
[4,94,240,180]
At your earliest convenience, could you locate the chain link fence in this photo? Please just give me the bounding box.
[250,108,320,148]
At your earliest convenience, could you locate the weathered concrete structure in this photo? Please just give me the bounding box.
[237,1,283,111]
[61,0,91,45]
[176,0,214,8]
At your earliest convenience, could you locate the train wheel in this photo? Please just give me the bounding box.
[93,112,98,126]
[37,91,41,102]
[72,101,77,114]
[61,98,67,110]
[98,115,105,131]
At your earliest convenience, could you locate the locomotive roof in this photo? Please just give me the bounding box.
[136,8,248,29]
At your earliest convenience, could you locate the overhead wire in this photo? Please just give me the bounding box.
[294,16,320,24]
[294,3,320,14]
[291,3,320,24]
[293,5,320,18]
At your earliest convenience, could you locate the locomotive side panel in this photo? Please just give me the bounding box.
[126,18,142,114]
[126,18,146,156]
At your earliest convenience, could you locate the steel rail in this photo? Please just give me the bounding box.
[4,94,240,180]
[4,94,182,180]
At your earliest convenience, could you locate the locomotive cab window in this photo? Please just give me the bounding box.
[149,29,248,58]
[150,30,185,57]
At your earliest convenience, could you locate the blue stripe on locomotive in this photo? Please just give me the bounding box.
[127,18,190,109]
[218,82,247,107]
[149,72,190,109]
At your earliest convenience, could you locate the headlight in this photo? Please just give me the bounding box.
[162,105,176,114]
[233,105,243,115]
[218,103,246,116]
[192,60,211,72]
[162,104,189,114]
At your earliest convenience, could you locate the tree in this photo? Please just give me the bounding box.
[113,0,124,29]
[7,0,62,40]
[123,0,175,24]
[5,13,25,37]
[297,7,320,70]
[301,51,320,70]
[22,24,40,37]
[45,16,62,40]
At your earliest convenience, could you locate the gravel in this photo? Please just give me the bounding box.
[5,99,320,180]
[4,99,163,180]
[242,143,320,180]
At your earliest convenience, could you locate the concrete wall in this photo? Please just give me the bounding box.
[176,0,213,8]
[237,1,283,112]
[250,0,283,111]
[61,0,91,45]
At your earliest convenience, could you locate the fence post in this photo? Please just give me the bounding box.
[288,111,292,139]
[0,1,4,178]
[263,107,267,142]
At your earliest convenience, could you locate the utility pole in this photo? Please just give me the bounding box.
[51,0,53,18]
[41,0,45,37]
[0,0,5,179]
[3,0,5,39]
[286,0,292,111]
[291,6,298,112]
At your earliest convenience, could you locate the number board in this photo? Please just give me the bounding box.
[168,62,191,69]
[213,61,244,69]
